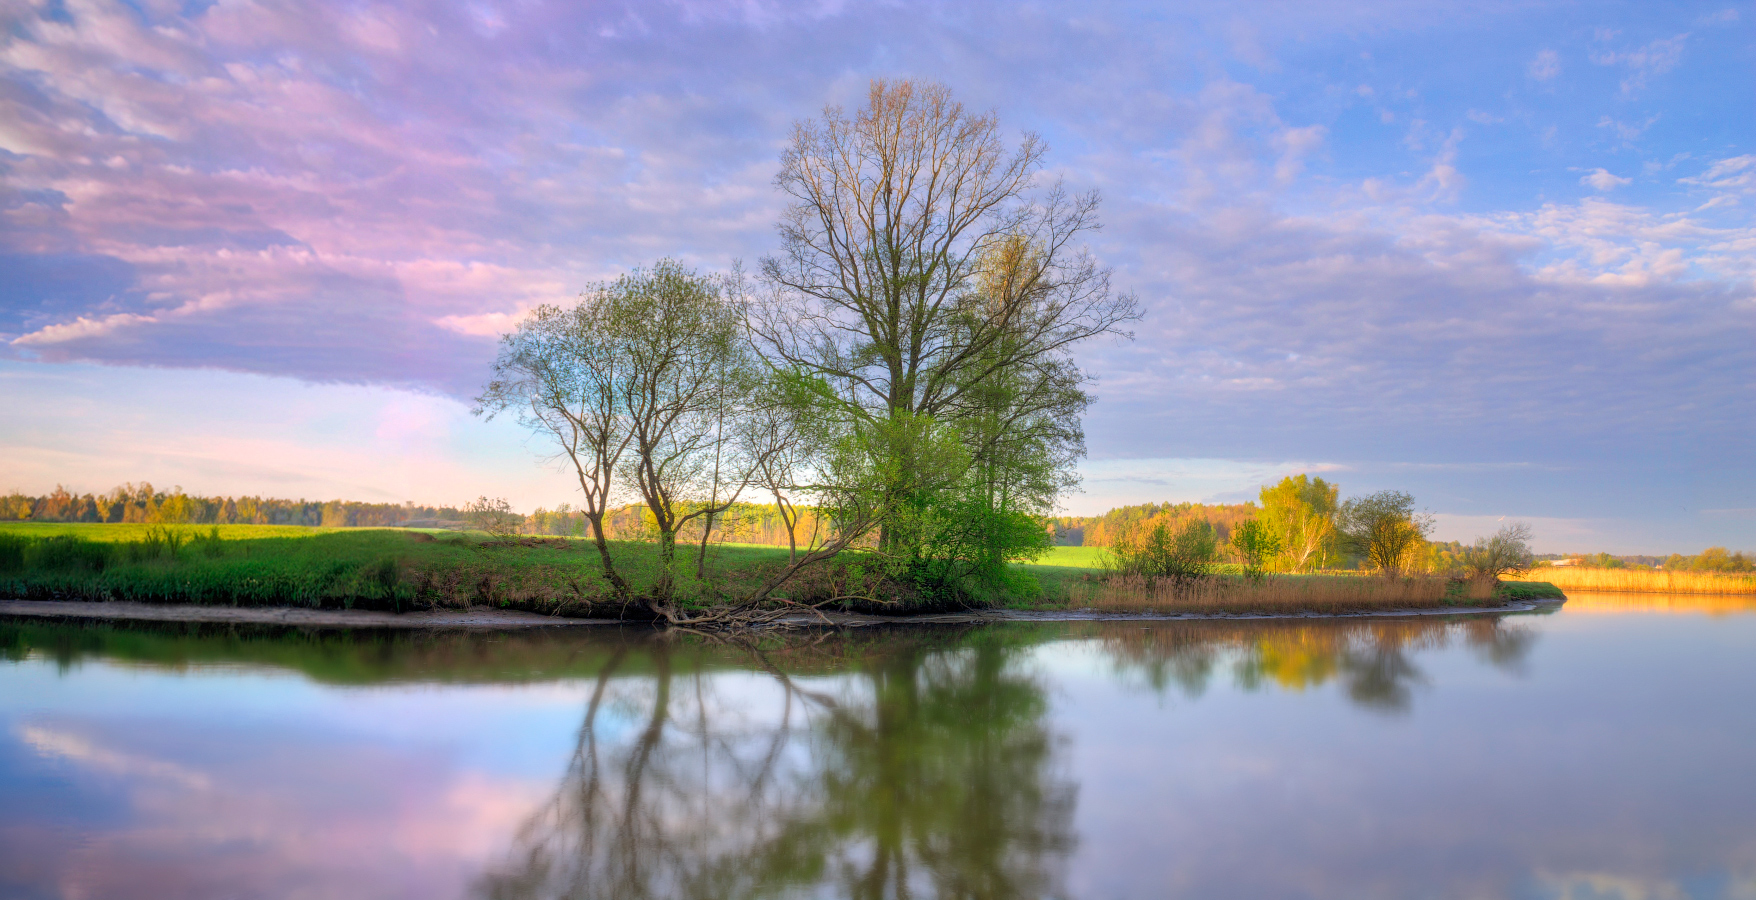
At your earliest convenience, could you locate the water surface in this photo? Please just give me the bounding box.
[4,595,1755,899]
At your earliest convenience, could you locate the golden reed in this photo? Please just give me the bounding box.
[1066,573,1487,614]
[1505,568,1756,595]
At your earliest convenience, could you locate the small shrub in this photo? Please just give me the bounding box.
[369,557,400,594]
[465,496,521,540]
[191,526,227,559]
[126,526,189,563]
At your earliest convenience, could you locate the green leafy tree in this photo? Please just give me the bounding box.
[1691,547,1754,572]
[477,260,757,608]
[1230,519,1283,580]
[1337,491,1434,576]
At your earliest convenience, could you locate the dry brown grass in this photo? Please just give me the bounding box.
[1063,573,1490,615]
[1505,567,1756,595]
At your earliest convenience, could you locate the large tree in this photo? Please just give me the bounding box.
[754,79,1136,567]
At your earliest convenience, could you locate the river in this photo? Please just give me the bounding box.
[3,593,1754,899]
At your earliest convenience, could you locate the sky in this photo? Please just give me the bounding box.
[1,0,1752,554]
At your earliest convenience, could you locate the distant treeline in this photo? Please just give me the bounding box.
[1,484,469,529]
[1539,549,1754,573]
[1048,502,1258,550]
[523,502,838,548]
[1,484,833,546]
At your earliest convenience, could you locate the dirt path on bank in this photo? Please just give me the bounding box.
[0,601,611,629]
[0,597,1564,629]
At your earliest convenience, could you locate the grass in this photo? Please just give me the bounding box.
[1505,567,1756,595]
[0,523,799,615]
[0,523,1563,617]
[1024,546,1109,569]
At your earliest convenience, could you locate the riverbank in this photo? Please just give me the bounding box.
[0,594,1565,629]
[2,523,1563,619]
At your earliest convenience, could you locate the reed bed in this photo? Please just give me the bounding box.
[1064,573,1492,615]
[1505,567,1756,595]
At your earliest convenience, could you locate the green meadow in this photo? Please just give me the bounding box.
[0,522,804,616]
[1022,545,1109,570]
[0,522,1557,616]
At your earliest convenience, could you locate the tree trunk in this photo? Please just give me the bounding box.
[583,511,633,604]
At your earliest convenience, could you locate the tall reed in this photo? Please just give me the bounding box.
[1066,572,1472,614]
[1504,567,1756,595]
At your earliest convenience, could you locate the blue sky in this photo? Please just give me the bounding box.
[2,0,1751,553]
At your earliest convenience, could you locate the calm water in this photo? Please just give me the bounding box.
[4,595,1755,900]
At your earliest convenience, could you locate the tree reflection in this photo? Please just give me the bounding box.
[1097,616,1539,713]
[476,617,1537,898]
[475,630,1075,900]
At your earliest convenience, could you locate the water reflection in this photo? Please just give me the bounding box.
[477,618,1540,897]
[4,608,1753,900]
[477,632,1075,900]
[1560,591,1756,616]
[1097,617,1538,712]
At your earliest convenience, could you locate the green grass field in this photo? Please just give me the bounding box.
[0,523,798,615]
[0,523,1562,615]
[1023,546,1109,570]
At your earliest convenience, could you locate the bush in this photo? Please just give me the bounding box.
[1106,519,1216,583]
[1460,523,1535,581]
[22,535,110,572]
[465,497,520,540]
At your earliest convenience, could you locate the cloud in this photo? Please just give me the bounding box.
[1596,114,1660,143]
[1682,155,1756,196]
[1591,33,1688,95]
[1527,48,1560,81]
[1580,168,1631,192]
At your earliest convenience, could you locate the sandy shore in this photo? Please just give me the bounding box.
[0,597,1563,629]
